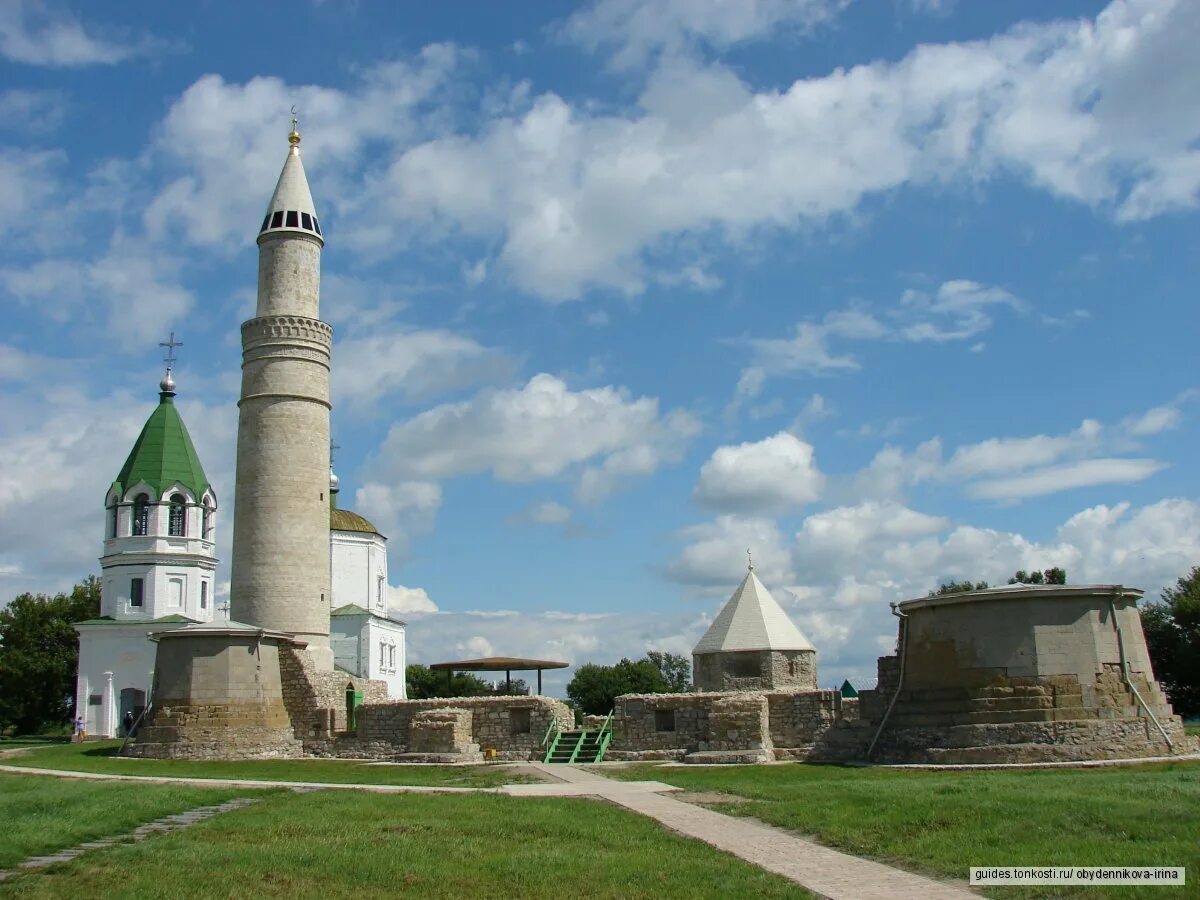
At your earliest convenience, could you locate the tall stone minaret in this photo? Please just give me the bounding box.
[230,117,333,668]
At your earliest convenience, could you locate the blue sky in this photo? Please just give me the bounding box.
[2,0,1198,694]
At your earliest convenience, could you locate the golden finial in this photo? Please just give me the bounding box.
[288,105,301,146]
[747,548,754,572]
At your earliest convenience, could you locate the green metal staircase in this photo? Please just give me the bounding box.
[542,712,612,764]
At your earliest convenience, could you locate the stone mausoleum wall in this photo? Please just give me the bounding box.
[693,649,817,693]
[607,689,849,762]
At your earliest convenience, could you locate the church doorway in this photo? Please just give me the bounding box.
[119,688,146,736]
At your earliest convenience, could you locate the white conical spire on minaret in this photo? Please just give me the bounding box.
[257,110,323,245]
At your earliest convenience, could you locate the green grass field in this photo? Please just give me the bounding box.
[602,761,1200,899]
[0,778,810,899]
[3,741,539,787]
[0,773,266,869]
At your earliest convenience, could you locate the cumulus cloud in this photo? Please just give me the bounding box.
[377,1,1200,299]
[0,1,152,67]
[509,501,573,526]
[668,515,791,588]
[561,0,849,68]
[367,374,699,501]
[353,480,443,552]
[855,409,1174,503]
[695,431,823,513]
[333,327,514,414]
[388,583,438,616]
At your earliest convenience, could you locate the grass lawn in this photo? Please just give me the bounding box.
[3,741,539,788]
[0,773,265,869]
[0,738,72,752]
[602,761,1200,899]
[0,786,812,899]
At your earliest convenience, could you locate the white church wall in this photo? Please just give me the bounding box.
[75,625,182,737]
[365,618,406,699]
[331,529,388,615]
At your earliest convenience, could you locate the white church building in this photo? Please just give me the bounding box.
[75,364,407,738]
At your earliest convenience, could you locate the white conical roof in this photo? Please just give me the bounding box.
[257,128,323,246]
[693,569,814,654]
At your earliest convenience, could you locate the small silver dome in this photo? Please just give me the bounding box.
[160,369,176,394]
[329,467,340,493]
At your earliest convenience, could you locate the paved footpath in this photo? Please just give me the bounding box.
[523,764,978,900]
[2,761,977,898]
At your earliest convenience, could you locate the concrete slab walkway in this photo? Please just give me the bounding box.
[524,763,977,900]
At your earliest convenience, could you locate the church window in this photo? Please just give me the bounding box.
[130,578,144,608]
[379,641,386,668]
[270,211,283,229]
[376,575,384,610]
[88,694,102,706]
[108,504,118,538]
[169,494,187,536]
[132,495,150,536]
[202,502,213,538]
[285,211,299,228]
[200,581,208,610]
[387,644,395,670]
[301,212,313,230]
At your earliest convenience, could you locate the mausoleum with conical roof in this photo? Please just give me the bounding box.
[692,561,817,692]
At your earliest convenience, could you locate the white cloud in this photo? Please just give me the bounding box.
[967,457,1167,501]
[1123,404,1182,436]
[561,0,849,68]
[668,515,791,588]
[744,309,886,376]
[510,501,573,526]
[353,480,443,552]
[387,583,438,616]
[695,431,823,513]
[376,1,1200,298]
[332,326,514,414]
[855,410,1176,503]
[0,88,65,133]
[368,374,699,501]
[896,280,1024,343]
[0,1,150,66]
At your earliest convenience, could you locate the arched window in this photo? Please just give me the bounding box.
[168,494,187,537]
[132,494,150,536]
[202,500,213,539]
[108,504,118,538]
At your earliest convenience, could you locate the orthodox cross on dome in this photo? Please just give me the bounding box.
[329,439,340,465]
[216,600,230,620]
[158,332,183,394]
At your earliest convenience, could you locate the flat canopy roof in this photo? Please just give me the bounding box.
[429,656,569,672]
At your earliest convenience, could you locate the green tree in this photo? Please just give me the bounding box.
[928,579,989,598]
[1141,566,1200,718]
[567,657,670,714]
[0,576,101,734]
[645,650,691,692]
[1008,568,1067,585]
[404,664,493,699]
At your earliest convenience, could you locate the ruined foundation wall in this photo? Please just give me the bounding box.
[347,696,574,760]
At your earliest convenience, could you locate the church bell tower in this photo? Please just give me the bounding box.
[229,117,333,667]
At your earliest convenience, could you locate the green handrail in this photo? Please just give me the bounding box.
[543,731,562,764]
[594,710,614,762]
[541,718,558,748]
[567,730,586,764]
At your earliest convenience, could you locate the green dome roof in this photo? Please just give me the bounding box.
[330,508,381,535]
[110,393,211,501]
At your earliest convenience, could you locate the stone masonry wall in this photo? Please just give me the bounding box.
[693,649,817,692]
[408,709,474,754]
[352,696,574,760]
[279,645,387,749]
[609,689,846,761]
